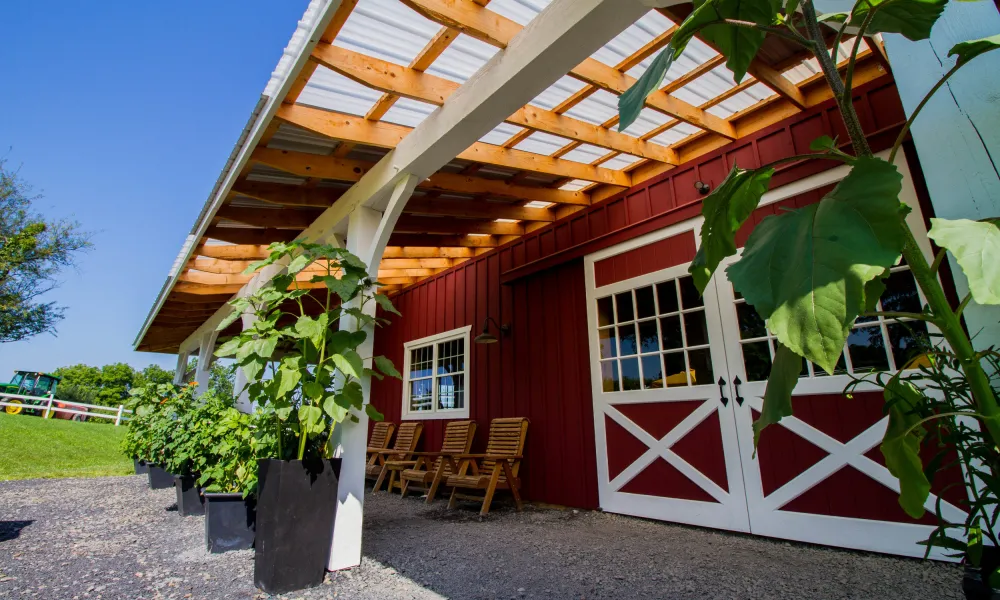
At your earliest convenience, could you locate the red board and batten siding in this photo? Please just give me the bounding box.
[368,76,907,509]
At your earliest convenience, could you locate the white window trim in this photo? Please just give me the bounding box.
[401,325,472,420]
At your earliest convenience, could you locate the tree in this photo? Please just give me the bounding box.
[0,159,92,342]
[54,362,136,407]
[134,364,174,388]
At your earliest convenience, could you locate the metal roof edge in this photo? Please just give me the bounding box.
[133,0,338,352]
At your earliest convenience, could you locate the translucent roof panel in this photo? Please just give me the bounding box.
[529,76,589,111]
[599,154,643,170]
[619,108,672,138]
[707,83,776,118]
[479,123,525,146]
[626,36,718,84]
[559,144,609,164]
[564,89,619,125]
[671,65,741,107]
[380,96,436,128]
[514,131,572,156]
[785,39,869,84]
[335,0,439,67]
[425,34,500,83]
[299,67,382,116]
[649,122,702,147]
[591,11,675,68]
[560,179,591,192]
[487,0,549,26]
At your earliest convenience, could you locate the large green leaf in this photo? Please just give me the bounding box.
[851,0,947,42]
[373,293,401,316]
[752,343,802,445]
[690,165,774,293]
[726,157,906,373]
[619,47,675,133]
[928,218,1000,305]
[374,355,402,379]
[332,350,364,379]
[298,405,325,434]
[699,0,782,83]
[949,34,1000,67]
[880,374,930,518]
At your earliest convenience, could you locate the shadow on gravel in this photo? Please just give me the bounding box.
[165,504,178,512]
[0,520,34,542]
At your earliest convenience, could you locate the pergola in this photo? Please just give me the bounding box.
[134,0,885,571]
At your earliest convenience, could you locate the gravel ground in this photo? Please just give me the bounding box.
[0,475,963,599]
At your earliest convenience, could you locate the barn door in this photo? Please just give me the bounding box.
[586,226,751,533]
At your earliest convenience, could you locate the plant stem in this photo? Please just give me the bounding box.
[930,247,947,276]
[842,9,875,99]
[888,62,962,164]
[861,310,936,323]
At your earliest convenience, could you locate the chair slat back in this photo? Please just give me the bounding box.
[432,420,477,474]
[390,421,423,460]
[369,422,394,451]
[482,417,529,480]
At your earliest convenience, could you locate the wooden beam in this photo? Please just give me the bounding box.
[284,0,359,105]
[380,258,454,269]
[203,226,299,246]
[393,215,523,236]
[232,181,338,208]
[312,45,677,164]
[388,234,499,248]
[216,206,322,229]
[400,0,736,138]
[251,147,588,205]
[383,246,478,258]
[377,268,444,278]
[195,244,271,260]
[404,197,554,222]
[275,104,631,185]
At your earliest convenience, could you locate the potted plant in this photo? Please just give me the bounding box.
[160,386,228,517]
[123,383,182,490]
[215,241,400,594]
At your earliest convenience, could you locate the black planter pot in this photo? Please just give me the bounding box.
[174,475,205,517]
[148,465,174,490]
[254,458,341,594]
[133,459,150,475]
[964,547,1000,599]
[204,493,256,553]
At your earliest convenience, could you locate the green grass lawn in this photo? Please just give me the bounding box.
[0,413,133,481]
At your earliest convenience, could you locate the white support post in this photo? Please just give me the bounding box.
[233,311,258,413]
[44,396,54,419]
[173,350,190,386]
[881,2,1000,350]
[195,331,219,397]
[328,204,390,572]
[114,405,125,426]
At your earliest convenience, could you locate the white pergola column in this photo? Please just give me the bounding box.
[881,2,1000,349]
[194,330,219,397]
[173,350,190,386]
[232,311,258,413]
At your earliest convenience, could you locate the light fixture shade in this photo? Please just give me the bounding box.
[474,332,499,344]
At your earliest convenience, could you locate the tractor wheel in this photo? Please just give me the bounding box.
[4,399,24,415]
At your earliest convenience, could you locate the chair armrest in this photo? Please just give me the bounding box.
[386,460,418,466]
[407,451,449,457]
[485,455,523,460]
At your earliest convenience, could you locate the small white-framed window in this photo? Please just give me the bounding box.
[402,326,472,420]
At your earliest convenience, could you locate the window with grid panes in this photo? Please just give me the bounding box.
[595,275,715,393]
[732,263,930,380]
[402,326,471,419]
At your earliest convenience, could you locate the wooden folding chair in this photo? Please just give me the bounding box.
[364,421,395,482]
[397,420,477,502]
[444,417,529,516]
[369,421,423,492]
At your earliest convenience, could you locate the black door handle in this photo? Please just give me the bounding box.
[734,376,745,406]
[717,377,729,407]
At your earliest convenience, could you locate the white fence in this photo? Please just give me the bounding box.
[0,393,132,426]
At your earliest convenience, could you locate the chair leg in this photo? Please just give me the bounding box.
[448,484,460,510]
[387,470,397,495]
[426,463,447,504]
[480,468,503,517]
[400,479,410,498]
[373,464,389,492]
[501,460,523,512]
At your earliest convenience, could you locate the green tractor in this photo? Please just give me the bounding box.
[1,371,61,416]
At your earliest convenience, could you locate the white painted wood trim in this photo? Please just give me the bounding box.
[401,325,473,421]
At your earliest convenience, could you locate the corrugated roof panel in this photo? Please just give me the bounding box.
[708,83,776,118]
[564,89,619,125]
[514,131,571,156]
[559,144,608,164]
[300,66,381,116]
[671,64,740,107]
[528,75,589,111]
[268,124,339,155]
[620,108,671,137]
[524,200,554,209]
[599,154,642,170]
[246,165,308,185]
[426,34,500,83]
[649,121,701,147]
[560,179,591,191]
[335,0,438,67]
[591,11,670,68]
[479,123,524,145]
[380,96,436,128]
[487,0,548,26]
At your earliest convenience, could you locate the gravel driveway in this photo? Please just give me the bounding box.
[0,475,962,599]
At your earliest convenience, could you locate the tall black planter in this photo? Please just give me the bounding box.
[964,546,1000,599]
[148,465,174,490]
[254,458,341,594]
[174,475,205,516]
[133,459,149,475]
[204,493,256,553]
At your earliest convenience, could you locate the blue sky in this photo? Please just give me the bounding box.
[0,1,310,377]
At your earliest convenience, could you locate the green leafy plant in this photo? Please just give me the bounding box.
[619,0,1000,555]
[122,382,200,469]
[215,241,401,462]
[198,406,291,498]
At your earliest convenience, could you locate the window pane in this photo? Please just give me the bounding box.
[635,286,656,319]
[742,341,772,381]
[597,296,615,327]
[656,281,679,314]
[437,339,465,374]
[736,302,766,339]
[410,345,433,379]
[813,353,848,377]
[437,374,464,410]
[618,324,638,356]
[847,326,889,372]
[660,315,683,350]
[601,361,620,392]
[599,328,618,359]
[683,311,709,347]
[679,276,704,309]
[641,355,663,389]
[409,379,433,412]
[887,321,930,370]
[881,270,921,314]
[638,320,659,353]
[615,292,635,323]
[663,352,689,387]
[687,349,714,386]
[620,358,641,391]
